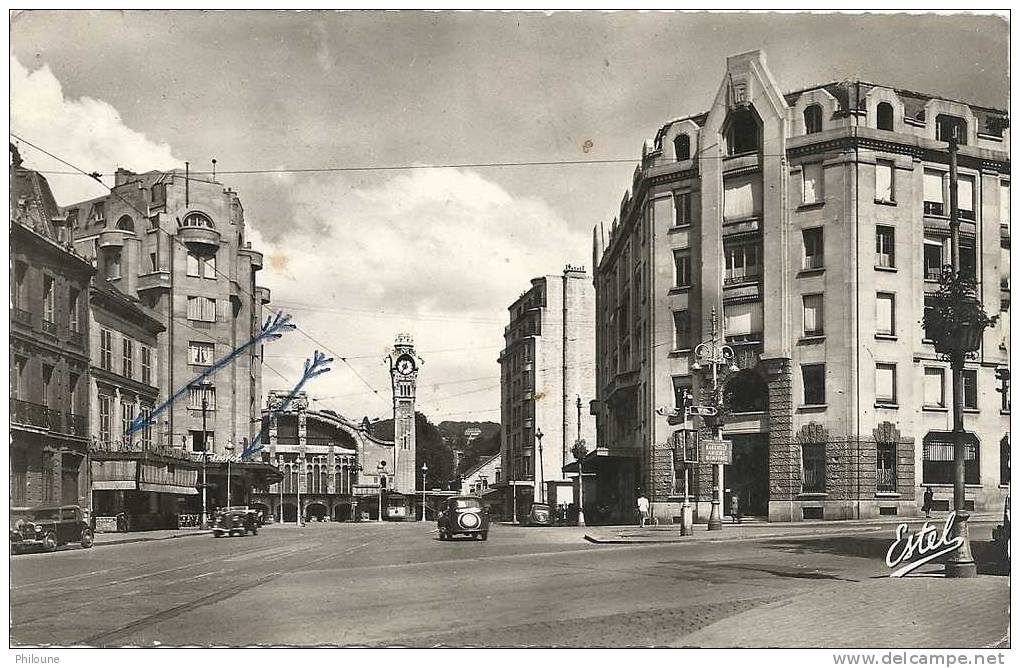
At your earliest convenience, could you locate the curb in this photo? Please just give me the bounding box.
[584,526,888,545]
[95,530,213,547]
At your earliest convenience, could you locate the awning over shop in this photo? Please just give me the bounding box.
[562,447,639,474]
[92,480,137,491]
[138,483,198,495]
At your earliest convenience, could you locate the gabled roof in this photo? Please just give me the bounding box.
[461,452,500,479]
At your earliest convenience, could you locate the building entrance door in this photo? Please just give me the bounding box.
[723,433,768,517]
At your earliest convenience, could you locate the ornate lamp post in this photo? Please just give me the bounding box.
[535,428,545,504]
[421,462,428,522]
[189,380,212,529]
[224,442,235,509]
[571,439,588,527]
[924,133,997,578]
[377,461,386,523]
[691,308,739,532]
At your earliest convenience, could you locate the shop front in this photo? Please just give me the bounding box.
[91,447,199,532]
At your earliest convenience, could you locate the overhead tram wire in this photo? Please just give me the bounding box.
[11,132,389,404]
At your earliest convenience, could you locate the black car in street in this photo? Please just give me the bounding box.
[437,496,490,541]
[10,505,95,553]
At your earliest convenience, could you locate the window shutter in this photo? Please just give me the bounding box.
[924,170,944,203]
[957,175,974,212]
[1000,182,1010,224]
[876,365,895,401]
[187,297,200,320]
[803,295,822,335]
[723,177,761,220]
[876,294,894,335]
[924,368,944,406]
[724,302,762,337]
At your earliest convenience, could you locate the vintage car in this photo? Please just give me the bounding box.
[524,502,555,527]
[212,509,258,538]
[437,495,489,541]
[10,505,94,553]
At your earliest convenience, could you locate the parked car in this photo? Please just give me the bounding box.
[212,509,258,538]
[10,505,94,553]
[437,496,490,541]
[524,502,555,527]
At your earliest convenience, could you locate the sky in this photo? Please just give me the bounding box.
[9,10,1009,424]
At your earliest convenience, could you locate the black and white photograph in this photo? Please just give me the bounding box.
[6,7,1013,661]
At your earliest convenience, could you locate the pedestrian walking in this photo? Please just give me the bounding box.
[637,493,650,527]
[730,490,741,524]
[923,486,934,519]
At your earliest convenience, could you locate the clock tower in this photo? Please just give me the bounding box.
[388,333,421,494]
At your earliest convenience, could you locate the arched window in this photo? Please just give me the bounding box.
[724,369,768,413]
[877,102,894,131]
[180,212,214,229]
[724,107,760,156]
[804,105,823,134]
[115,215,135,232]
[674,133,691,161]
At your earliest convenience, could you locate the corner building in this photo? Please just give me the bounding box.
[592,51,1009,522]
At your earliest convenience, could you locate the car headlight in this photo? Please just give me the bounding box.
[459,513,480,528]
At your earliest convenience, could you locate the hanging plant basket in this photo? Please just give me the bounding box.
[924,271,997,355]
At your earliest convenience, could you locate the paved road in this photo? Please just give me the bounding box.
[10,519,1005,647]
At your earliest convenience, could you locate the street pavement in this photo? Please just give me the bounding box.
[9,517,1008,648]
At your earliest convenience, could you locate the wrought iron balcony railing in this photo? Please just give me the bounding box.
[41,319,58,336]
[876,468,897,492]
[11,307,33,326]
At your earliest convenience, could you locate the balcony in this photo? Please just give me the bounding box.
[256,286,271,305]
[178,225,222,250]
[41,319,58,336]
[138,270,172,293]
[11,307,33,327]
[723,270,762,286]
[239,247,264,271]
[98,229,131,248]
[11,399,58,431]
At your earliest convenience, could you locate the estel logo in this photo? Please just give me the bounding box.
[885,512,964,577]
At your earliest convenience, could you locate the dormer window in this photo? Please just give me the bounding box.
[674,133,691,161]
[877,102,894,131]
[936,114,967,145]
[804,105,823,134]
[93,202,105,222]
[181,212,214,229]
[724,107,760,156]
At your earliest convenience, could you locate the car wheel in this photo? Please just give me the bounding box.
[42,532,58,552]
[80,529,95,549]
[480,532,488,541]
[438,529,447,541]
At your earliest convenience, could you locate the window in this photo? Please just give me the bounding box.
[187,251,217,278]
[181,212,214,229]
[876,226,895,268]
[935,114,967,145]
[100,329,113,371]
[804,105,823,134]
[875,160,894,203]
[42,364,54,407]
[188,385,216,410]
[802,364,826,405]
[924,170,945,216]
[958,174,975,221]
[963,369,978,410]
[923,432,978,484]
[99,395,112,442]
[69,288,81,332]
[674,133,691,161]
[13,262,28,310]
[924,238,946,280]
[190,430,214,453]
[107,249,122,280]
[724,242,761,284]
[1000,181,1010,225]
[960,241,977,280]
[723,302,763,342]
[93,202,105,222]
[139,405,153,447]
[187,296,216,322]
[725,107,759,156]
[122,338,134,379]
[121,401,135,441]
[802,444,826,492]
[996,368,1010,412]
[116,215,134,232]
[876,293,895,337]
[673,249,691,288]
[876,363,897,405]
[876,102,894,131]
[140,345,153,386]
[924,367,946,408]
[672,376,693,410]
[723,176,761,221]
[673,311,691,350]
[149,252,158,272]
[802,294,824,337]
[877,443,897,491]
[673,191,692,226]
[923,296,937,341]
[43,276,55,325]
[802,163,823,204]
[11,356,27,400]
[802,228,824,269]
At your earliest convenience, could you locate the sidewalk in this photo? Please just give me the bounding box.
[583,512,1003,544]
[682,574,1009,648]
[93,527,213,547]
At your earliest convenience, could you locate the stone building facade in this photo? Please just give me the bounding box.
[69,168,271,458]
[10,147,94,508]
[497,266,597,520]
[592,50,1009,522]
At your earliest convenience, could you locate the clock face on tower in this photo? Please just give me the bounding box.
[395,354,416,376]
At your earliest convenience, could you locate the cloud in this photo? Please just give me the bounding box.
[10,56,182,205]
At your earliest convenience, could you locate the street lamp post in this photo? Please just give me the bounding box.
[200,393,209,529]
[225,442,235,509]
[571,439,587,527]
[536,428,544,504]
[691,308,738,532]
[377,461,386,523]
[421,462,428,522]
